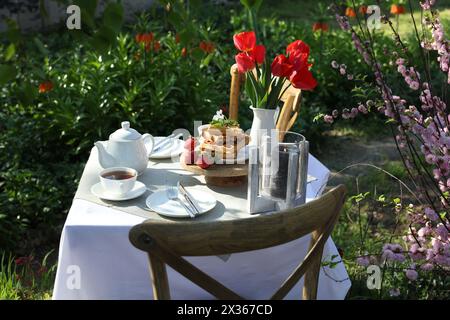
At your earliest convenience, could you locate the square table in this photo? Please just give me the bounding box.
[52,148,351,299]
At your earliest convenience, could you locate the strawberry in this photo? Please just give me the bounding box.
[183,150,197,165]
[196,153,212,169]
[184,137,196,152]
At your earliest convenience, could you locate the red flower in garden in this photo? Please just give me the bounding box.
[390,4,405,15]
[359,5,368,14]
[37,266,48,277]
[345,7,356,18]
[181,47,187,57]
[235,52,255,73]
[271,54,293,78]
[231,31,317,108]
[233,31,256,53]
[15,257,28,266]
[153,41,161,52]
[233,31,266,73]
[199,41,215,54]
[175,33,180,44]
[287,40,311,70]
[287,40,310,58]
[289,67,317,91]
[135,32,155,52]
[312,22,329,32]
[14,255,33,266]
[39,81,53,93]
[251,45,266,64]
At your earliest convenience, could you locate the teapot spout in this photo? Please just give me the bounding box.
[94,141,115,168]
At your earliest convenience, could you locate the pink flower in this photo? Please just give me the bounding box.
[356,256,370,267]
[420,263,434,271]
[436,223,449,239]
[324,115,334,124]
[358,104,368,114]
[405,268,418,281]
[425,207,439,221]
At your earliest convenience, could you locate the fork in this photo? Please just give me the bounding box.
[166,187,195,218]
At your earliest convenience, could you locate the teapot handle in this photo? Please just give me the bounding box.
[142,133,155,157]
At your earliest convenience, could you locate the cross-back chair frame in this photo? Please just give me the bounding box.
[129,185,347,300]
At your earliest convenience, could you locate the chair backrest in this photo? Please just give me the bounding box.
[228,64,302,132]
[129,184,347,300]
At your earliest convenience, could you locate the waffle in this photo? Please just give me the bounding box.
[199,125,250,161]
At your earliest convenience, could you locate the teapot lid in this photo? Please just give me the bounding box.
[109,121,141,141]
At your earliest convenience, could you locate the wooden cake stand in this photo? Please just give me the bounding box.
[180,157,248,187]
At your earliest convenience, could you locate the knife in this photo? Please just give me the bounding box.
[177,182,201,214]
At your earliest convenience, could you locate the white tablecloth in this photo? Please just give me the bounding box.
[52,154,351,300]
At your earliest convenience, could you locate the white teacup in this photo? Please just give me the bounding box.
[100,167,137,195]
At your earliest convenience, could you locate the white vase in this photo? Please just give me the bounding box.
[249,106,280,146]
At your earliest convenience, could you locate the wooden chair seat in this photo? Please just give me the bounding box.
[129,184,346,300]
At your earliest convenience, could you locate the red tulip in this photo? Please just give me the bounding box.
[286,40,310,57]
[233,31,256,53]
[289,67,317,91]
[271,54,293,78]
[288,50,310,72]
[235,53,255,73]
[250,44,266,64]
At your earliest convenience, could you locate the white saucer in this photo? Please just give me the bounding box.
[146,188,216,218]
[149,136,184,159]
[91,181,147,201]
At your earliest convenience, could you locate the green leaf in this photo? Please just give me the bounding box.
[103,2,124,33]
[17,82,37,106]
[178,27,196,46]
[90,25,116,53]
[5,19,21,43]
[0,65,16,84]
[74,0,98,29]
[167,11,183,30]
[190,47,204,60]
[378,194,386,202]
[39,0,49,19]
[240,0,263,12]
[33,37,48,56]
[201,53,214,67]
[4,44,15,61]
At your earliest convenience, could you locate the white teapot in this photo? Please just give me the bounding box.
[94,121,154,174]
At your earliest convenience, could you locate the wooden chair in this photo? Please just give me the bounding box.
[228,64,302,132]
[129,184,346,300]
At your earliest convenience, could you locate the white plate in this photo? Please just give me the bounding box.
[149,136,184,159]
[146,188,216,218]
[91,181,147,201]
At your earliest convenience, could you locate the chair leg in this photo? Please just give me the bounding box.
[148,253,171,300]
[302,243,323,300]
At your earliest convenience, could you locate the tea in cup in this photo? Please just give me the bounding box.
[100,167,137,195]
